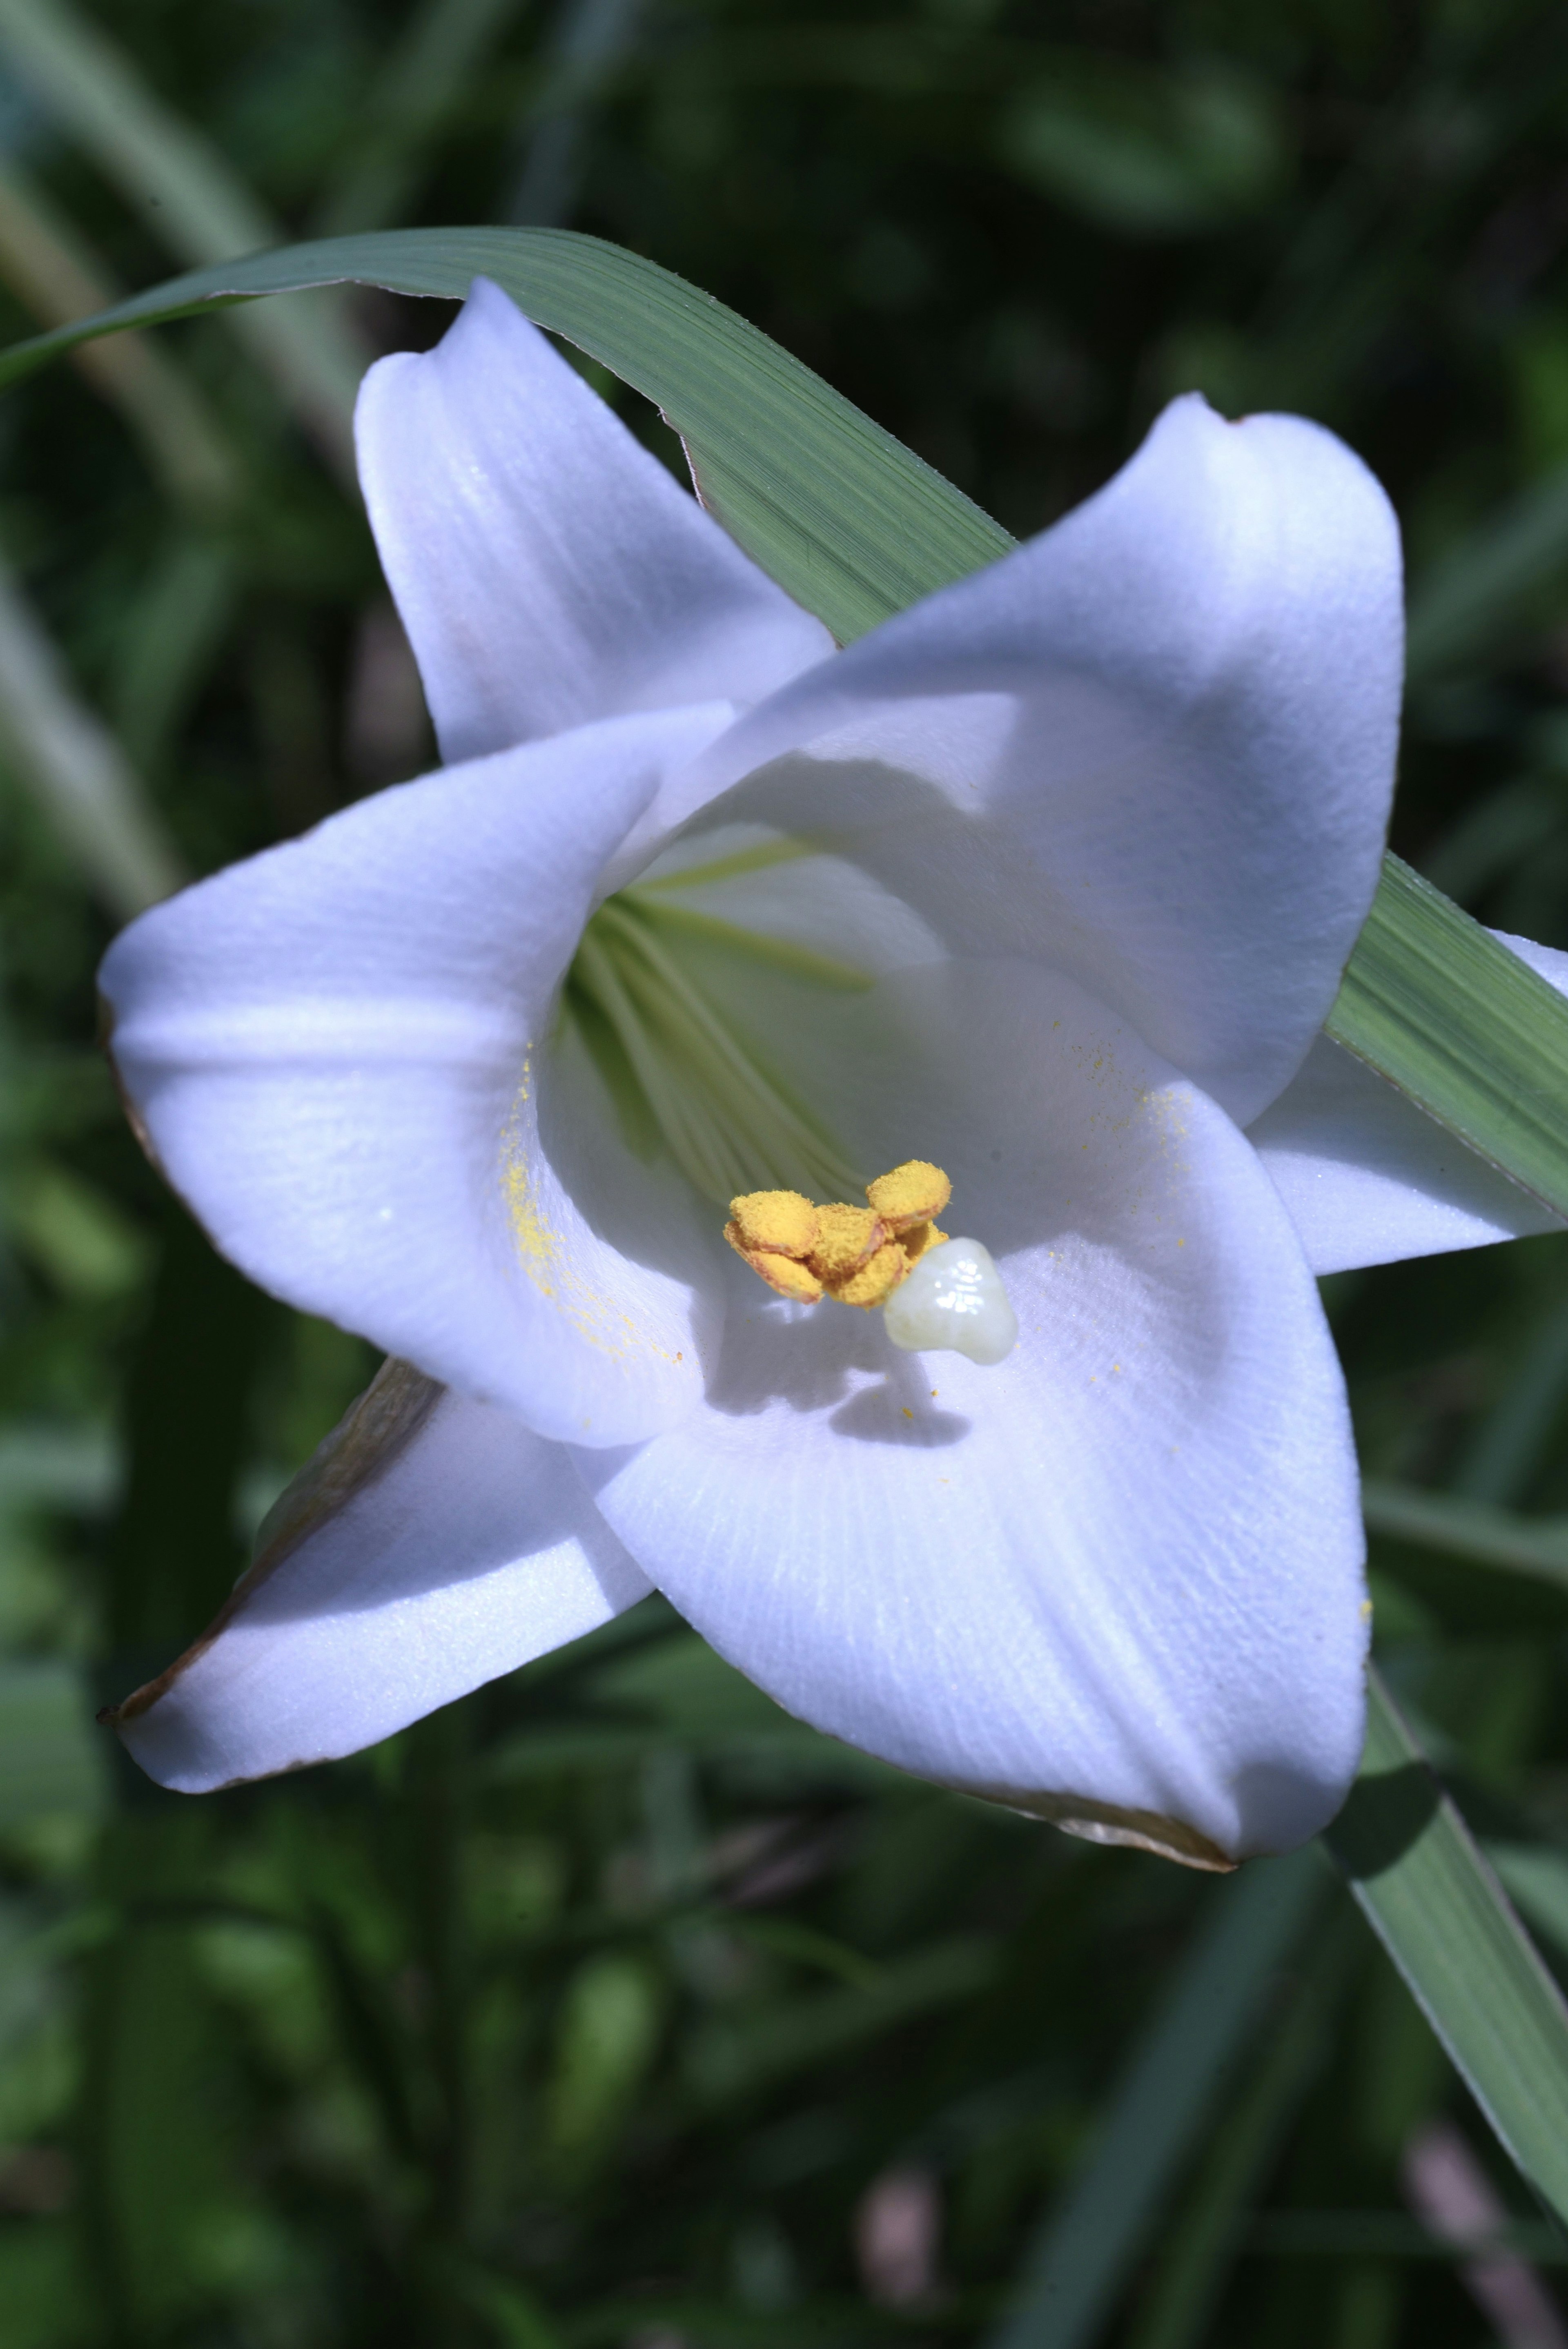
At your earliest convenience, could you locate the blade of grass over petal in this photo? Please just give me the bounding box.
[7,235,1568,1212]
[986,1850,1327,2349]
[1326,855,1568,1221]
[1324,1669,1568,2226]
[0,228,1013,644]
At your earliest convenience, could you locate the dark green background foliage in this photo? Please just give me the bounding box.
[6,2,1568,2343]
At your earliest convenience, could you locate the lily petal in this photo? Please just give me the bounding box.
[356,278,833,764]
[1250,932,1568,1273]
[101,709,730,1444]
[579,958,1367,1864]
[109,1361,651,1793]
[672,392,1402,1128]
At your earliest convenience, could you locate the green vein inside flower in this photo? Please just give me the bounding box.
[561,883,869,1206]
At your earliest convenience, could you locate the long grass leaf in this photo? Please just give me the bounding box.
[0,227,1012,644]
[5,228,1566,1220]
[1324,1669,1568,2224]
[1326,855,1568,1219]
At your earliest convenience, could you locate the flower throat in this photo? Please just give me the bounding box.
[561,876,866,1206]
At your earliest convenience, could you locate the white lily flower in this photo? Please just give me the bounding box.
[99,276,1552,1871]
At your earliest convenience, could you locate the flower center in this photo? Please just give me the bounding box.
[725,1159,953,1308]
[559,843,1017,1366]
[561,870,867,1206]
[724,1161,1018,1364]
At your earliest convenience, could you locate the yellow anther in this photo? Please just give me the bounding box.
[835,1241,913,1308]
[739,1248,825,1304]
[725,1161,956,1313]
[866,1160,952,1231]
[805,1203,886,1285]
[898,1218,950,1266]
[728,1188,819,1257]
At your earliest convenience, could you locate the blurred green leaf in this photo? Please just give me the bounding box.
[987,1850,1325,2349]
[0,2224,90,2349]
[0,545,187,921]
[0,0,366,480]
[6,1157,149,1297]
[311,0,527,240]
[0,1424,115,1511]
[998,61,1286,237]
[1325,1669,1568,2224]
[688,1935,995,2104]
[449,2261,570,2349]
[0,1658,104,1825]
[105,1204,278,1651]
[546,1949,664,2162]
[1407,458,1568,683]
[1124,1920,1355,2349]
[78,1871,260,2337]
[1363,1478,1568,1590]
[1247,2209,1568,2262]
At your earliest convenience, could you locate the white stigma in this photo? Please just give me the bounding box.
[882,1238,1017,1366]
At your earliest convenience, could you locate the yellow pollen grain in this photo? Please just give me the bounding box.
[866,1159,951,1229]
[898,1218,949,1266]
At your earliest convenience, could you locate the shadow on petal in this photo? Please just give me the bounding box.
[828,1377,969,1449]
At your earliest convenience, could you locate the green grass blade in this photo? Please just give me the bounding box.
[4,233,1568,1219]
[985,1850,1327,2349]
[1488,1845,1568,1968]
[1325,1668,1568,2224]
[0,227,1011,646]
[1326,853,1568,1221]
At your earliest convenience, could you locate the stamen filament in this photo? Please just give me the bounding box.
[565,893,864,1205]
